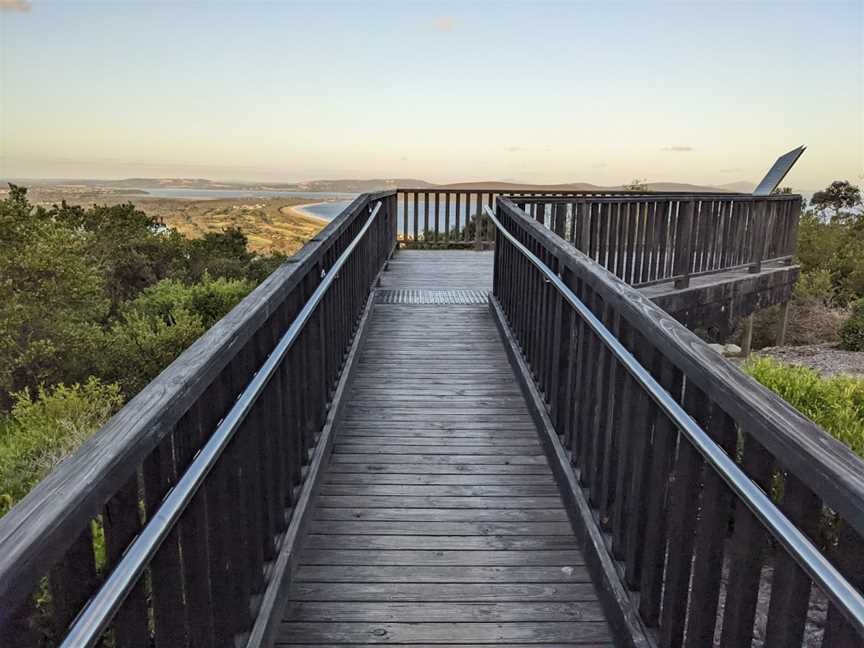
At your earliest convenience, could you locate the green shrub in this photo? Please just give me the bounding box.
[840,299,864,351]
[743,357,864,456]
[97,274,253,395]
[793,269,835,304]
[0,378,123,516]
[124,274,253,329]
[99,306,207,396]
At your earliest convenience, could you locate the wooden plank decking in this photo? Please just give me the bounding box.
[276,251,615,646]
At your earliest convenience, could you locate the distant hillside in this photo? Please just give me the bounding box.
[3,176,760,195]
[715,181,756,193]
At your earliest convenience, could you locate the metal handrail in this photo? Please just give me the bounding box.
[484,204,864,635]
[60,202,383,647]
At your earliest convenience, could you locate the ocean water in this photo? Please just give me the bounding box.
[298,201,354,220]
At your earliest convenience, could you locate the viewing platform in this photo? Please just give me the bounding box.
[2,189,863,648]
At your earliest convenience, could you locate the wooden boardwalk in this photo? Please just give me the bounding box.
[277,250,615,646]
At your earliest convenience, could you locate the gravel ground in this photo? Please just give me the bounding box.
[752,343,864,377]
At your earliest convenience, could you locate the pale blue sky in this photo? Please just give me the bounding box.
[1,0,862,189]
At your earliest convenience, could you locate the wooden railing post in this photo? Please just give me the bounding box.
[673,199,695,289]
[785,196,802,264]
[749,199,767,273]
[553,203,566,237]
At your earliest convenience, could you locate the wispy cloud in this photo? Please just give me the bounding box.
[0,0,31,11]
[591,162,608,169]
[432,17,456,32]
[661,145,694,152]
[505,146,524,153]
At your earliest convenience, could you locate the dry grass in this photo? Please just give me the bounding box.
[137,197,327,255]
[735,301,849,350]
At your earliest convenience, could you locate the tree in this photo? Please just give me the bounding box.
[0,188,109,406]
[623,178,649,192]
[811,180,862,222]
[44,201,189,308]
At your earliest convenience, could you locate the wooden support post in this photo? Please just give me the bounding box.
[673,199,695,289]
[777,300,790,347]
[749,199,767,273]
[741,314,754,357]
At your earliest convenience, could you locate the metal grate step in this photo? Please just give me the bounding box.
[375,289,489,305]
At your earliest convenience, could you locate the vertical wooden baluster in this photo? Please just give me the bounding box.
[528,240,542,371]
[1,591,40,648]
[618,202,636,281]
[444,192,451,245]
[607,203,624,279]
[104,474,151,648]
[690,199,703,274]
[645,199,658,282]
[422,192,429,245]
[474,193,483,247]
[588,307,616,506]
[544,250,558,394]
[639,359,683,625]
[717,200,729,270]
[282,289,303,494]
[622,343,657,579]
[763,473,821,646]
[454,192,462,243]
[596,312,623,529]
[433,192,439,245]
[653,199,665,281]
[232,345,267,602]
[610,324,636,549]
[619,200,638,281]
[200,376,235,646]
[673,200,694,289]
[683,405,736,647]
[568,279,589,462]
[633,200,645,283]
[719,433,774,646]
[824,518,864,646]
[401,192,407,245]
[173,403,216,647]
[553,203,566,237]
[576,292,600,483]
[748,199,768,273]
[303,266,325,448]
[786,197,801,262]
[49,524,99,640]
[256,322,284,548]
[550,267,575,435]
[142,434,188,647]
[659,386,704,648]
[704,198,715,270]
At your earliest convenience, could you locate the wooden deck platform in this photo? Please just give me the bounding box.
[277,250,615,646]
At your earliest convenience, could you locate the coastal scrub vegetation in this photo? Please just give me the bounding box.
[744,356,864,457]
[0,185,289,515]
[740,180,864,350]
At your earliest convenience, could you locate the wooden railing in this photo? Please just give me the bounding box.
[490,197,864,647]
[0,191,398,648]
[395,188,628,248]
[514,193,801,287]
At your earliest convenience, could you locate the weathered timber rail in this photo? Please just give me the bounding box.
[1,187,862,648]
[513,193,799,288]
[489,197,864,646]
[397,188,638,248]
[395,189,800,288]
